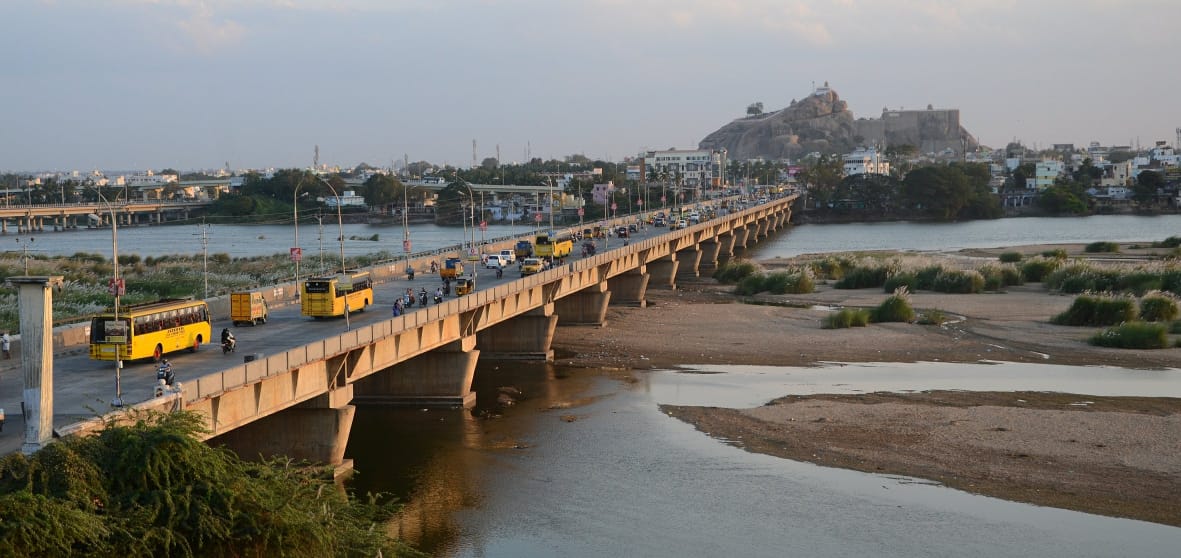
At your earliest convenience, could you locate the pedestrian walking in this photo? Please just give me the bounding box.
[1,331,10,359]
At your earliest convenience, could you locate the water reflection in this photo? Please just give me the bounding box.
[347,361,1181,557]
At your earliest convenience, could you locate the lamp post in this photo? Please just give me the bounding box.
[316,177,349,330]
[92,188,124,407]
[292,177,307,291]
[547,177,555,233]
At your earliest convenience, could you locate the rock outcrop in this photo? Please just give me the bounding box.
[698,85,977,160]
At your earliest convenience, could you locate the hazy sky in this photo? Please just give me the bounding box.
[3,0,1179,172]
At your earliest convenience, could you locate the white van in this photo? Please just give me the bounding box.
[484,254,510,269]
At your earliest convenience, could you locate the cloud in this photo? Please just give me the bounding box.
[173,3,246,53]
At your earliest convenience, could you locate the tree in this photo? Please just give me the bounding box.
[361,174,403,207]
[1133,170,1164,207]
[899,164,999,220]
[1036,184,1089,215]
[480,157,499,170]
[798,155,843,208]
[746,102,764,116]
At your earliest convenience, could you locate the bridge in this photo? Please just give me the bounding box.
[0,200,210,233]
[9,195,795,472]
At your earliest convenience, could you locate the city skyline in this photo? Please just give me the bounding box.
[2,0,1179,172]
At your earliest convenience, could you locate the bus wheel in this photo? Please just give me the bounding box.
[153,345,163,362]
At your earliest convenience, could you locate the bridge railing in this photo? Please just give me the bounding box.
[179,195,796,405]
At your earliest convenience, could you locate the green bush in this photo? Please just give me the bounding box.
[932,269,985,294]
[808,257,851,281]
[764,270,815,294]
[1020,258,1062,282]
[871,288,915,323]
[1041,248,1069,259]
[1089,321,1168,349]
[914,265,944,290]
[714,260,758,284]
[823,308,871,329]
[883,272,916,293]
[734,274,766,295]
[834,265,889,289]
[1152,236,1181,248]
[1084,241,1120,253]
[998,252,1023,263]
[1051,294,1138,326]
[979,264,1023,289]
[1139,292,1179,322]
[1117,271,1163,296]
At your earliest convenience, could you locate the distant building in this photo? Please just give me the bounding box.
[1034,161,1064,189]
[641,148,727,190]
[842,147,890,176]
[590,181,615,205]
[324,190,367,208]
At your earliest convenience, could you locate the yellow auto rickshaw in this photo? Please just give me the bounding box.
[455,277,475,296]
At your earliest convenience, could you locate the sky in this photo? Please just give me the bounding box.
[2,0,1179,172]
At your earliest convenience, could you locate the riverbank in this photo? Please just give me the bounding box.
[550,244,1181,526]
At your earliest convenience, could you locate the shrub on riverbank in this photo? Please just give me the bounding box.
[1139,291,1179,322]
[823,308,870,329]
[999,252,1023,263]
[1089,321,1169,349]
[1084,241,1120,253]
[0,411,421,557]
[713,259,759,283]
[1019,257,1063,282]
[735,269,814,295]
[1051,294,1138,326]
[871,288,915,323]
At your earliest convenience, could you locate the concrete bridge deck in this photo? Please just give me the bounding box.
[2,195,796,465]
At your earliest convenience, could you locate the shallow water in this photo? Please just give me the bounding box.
[347,361,1181,557]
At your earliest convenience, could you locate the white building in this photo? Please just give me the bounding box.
[1100,161,1134,188]
[642,148,727,191]
[842,147,890,176]
[126,171,178,187]
[324,190,367,208]
[1033,160,1064,189]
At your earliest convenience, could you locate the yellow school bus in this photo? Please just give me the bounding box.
[534,234,573,259]
[89,298,212,362]
[301,270,373,318]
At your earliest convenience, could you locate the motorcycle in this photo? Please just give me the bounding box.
[156,361,175,386]
[433,293,443,305]
[419,290,428,307]
[222,337,236,354]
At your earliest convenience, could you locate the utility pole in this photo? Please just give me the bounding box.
[194,222,212,299]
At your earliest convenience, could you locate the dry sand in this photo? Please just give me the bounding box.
[551,245,1181,526]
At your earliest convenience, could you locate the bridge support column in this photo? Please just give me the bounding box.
[478,304,557,360]
[716,233,737,265]
[757,218,771,239]
[648,254,680,290]
[675,246,702,282]
[732,226,751,253]
[698,240,722,274]
[353,336,479,408]
[13,276,64,455]
[212,386,356,476]
[555,280,611,326]
[607,267,648,307]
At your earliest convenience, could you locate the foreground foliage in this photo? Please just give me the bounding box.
[0,411,422,558]
[1089,322,1170,349]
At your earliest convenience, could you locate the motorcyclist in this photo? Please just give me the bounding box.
[157,359,175,386]
[221,328,236,352]
[434,287,444,304]
[419,287,428,307]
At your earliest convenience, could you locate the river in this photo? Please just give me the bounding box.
[20,214,1181,555]
[341,215,1181,557]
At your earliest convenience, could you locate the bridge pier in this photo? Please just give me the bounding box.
[211,386,356,476]
[607,268,649,307]
[698,240,722,274]
[13,276,64,455]
[352,336,479,408]
[715,232,737,265]
[555,280,611,326]
[477,305,557,360]
[648,255,680,290]
[732,225,751,254]
[675,246,702,282]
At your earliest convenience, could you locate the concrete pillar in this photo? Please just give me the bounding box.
[555,280,611,326]
[607,268,649,307]
[353,336,479,407]
[716,233,736,265]
[211,386,356,475]
[648,254,679,290]
[675,246,702,282]
[477,305,558,360]
[1,218,7,234]
[698,239,722,274]
[13,276,64,455]
[732,226,751,253]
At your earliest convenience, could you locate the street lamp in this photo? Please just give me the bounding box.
[292,177,307,290]
[92,188,124,407]
[316,177,349,331]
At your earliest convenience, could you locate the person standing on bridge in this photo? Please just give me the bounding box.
[1,331,10,359]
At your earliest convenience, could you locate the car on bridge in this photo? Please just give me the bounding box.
[520,257,543,276]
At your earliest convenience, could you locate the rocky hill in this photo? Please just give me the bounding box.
[698,85,977,160]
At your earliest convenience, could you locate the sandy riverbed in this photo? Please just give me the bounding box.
[551,244,1181,526]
